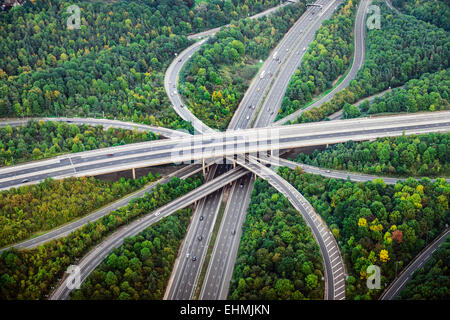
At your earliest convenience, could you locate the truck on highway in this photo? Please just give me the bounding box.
[272,51,278,60]
[260,70,265,79]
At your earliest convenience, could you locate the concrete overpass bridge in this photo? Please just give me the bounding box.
[1,111,449,190]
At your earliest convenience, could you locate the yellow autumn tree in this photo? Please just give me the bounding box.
[380,249,390,263]
[358,218,368,227]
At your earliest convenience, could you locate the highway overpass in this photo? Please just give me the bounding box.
[1,111,449,190]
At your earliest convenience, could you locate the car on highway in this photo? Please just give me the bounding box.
[248,105,252,109]
[303,47,306,52]
[270,111,274,115]
[199,215,204,221]
[155,211,161,217]
[246,115,250,120]
[107,153,114,156]
[231,230,236,235]
[257,87,261,91]
[326,170,331,173]
[186,253,190,258]
[198,235,203,241]
[192,256,197,262]
[240,183,244,188]
[178,59,182,62]
[180,104,184,108]
[21,179,29,183]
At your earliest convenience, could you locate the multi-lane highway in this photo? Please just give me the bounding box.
[2,111,448,190]
[164,2,292,134]
[273,0,371,125]
[201,0,346,300]
[0,164,203,252]
[164,2,303,299]
[229,0,341,129]
[49,166,248,300]
[236,155,347,300]
[5,0,448,302]
[164,164,229,300]
[380,228,450,300]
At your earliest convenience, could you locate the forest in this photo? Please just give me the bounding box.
[228,178,324,300]
[71,208,192,299]
[398,236,449,300]
[0,0,279,130]
[0,120,158,166]
[342,69,450,119]
[289,1,450,124]
[277,0,357,120]
[278,167,449,299]
[392,0,450,31]
[179,2,307,130]
[0,174,203,299]
[0,174,157,247]
[295,132,450,177]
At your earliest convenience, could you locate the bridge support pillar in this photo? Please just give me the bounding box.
[202,158,206,178]
[233,160,236,168]
[132,168,136,180]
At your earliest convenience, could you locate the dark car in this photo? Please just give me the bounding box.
[21,179,29,183]
[192,256,197,262]
[231,230,236,235]
[198,235,203,241]
[199,216,204,221]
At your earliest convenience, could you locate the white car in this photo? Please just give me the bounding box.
[303,47,306,52]
[246,115,250,120]
[155,211,161,217]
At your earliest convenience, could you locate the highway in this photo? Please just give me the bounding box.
[200,0,346,300]
[229,0,340,129]
[254,0,345,127]
[380,228,450,300]
[259,156,450,184]
[49,166,248,300]
[198,173,254,300]
[236,155,347,300]
[0,117,190,139]
[164,3,292,134]
[0,164,203,252]
[164,2,302,299]
[5,0,447,302]
[2,111,449,190]
[164,164,229,300]
[273,0,371,125]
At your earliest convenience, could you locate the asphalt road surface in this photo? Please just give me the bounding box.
[2,112,448,190]
[273,0,371,125]
[49,166,248,300]
[380,228,450,300]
